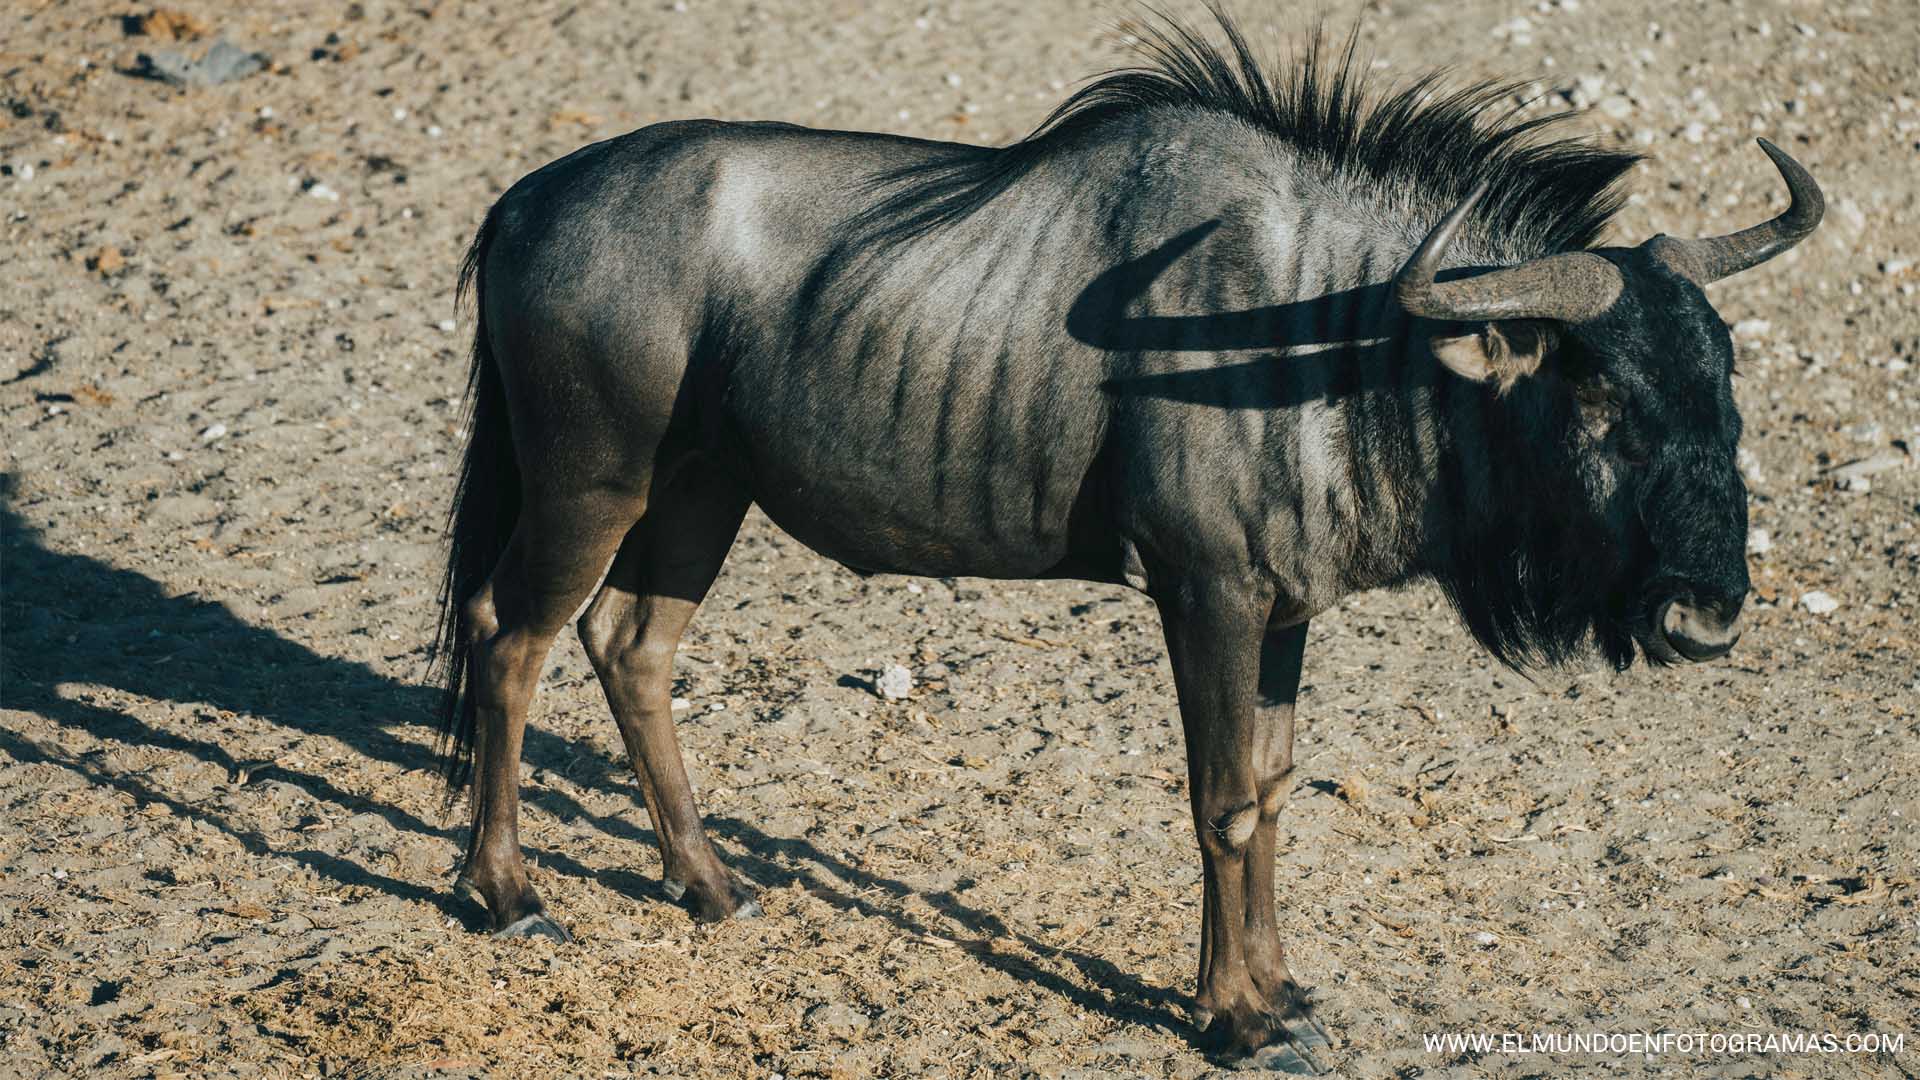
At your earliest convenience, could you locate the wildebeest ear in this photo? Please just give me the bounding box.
[1429,320,1556,392]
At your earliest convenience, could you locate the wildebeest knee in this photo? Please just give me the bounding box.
[575,603,621,668]
[462,589,499,648]
[1259,766,1296,819]
[1205,801,1261,852]
[577,606,673,682]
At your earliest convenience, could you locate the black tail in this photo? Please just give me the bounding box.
[431,200,518,795]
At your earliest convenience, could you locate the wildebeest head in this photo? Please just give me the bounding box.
[1397,140,1823,669]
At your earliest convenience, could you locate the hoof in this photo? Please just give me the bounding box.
[451,875,486,911]
[1201,998,1334,1076]
[1245,1040,1328,1075]
[494,912,572,943]
[1275,988,1334,1051]
[1286,1008,1334,1052]
[670,872,760,923]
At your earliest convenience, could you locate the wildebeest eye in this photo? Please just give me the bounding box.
[1575,383,1622,436]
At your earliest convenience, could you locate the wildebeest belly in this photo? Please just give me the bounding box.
[720,340,1111,580]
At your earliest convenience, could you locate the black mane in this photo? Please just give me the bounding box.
[858,9,1640,255]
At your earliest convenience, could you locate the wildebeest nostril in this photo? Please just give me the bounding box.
[1660,600,1743,661]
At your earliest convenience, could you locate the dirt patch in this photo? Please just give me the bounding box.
[2,0,1916,1077]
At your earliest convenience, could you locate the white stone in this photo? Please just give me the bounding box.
[876,664,914,701]
[200,423,228,442]
[1598,95,1634,119]
[1800,591,1839,615]
[1746,527,1773,555]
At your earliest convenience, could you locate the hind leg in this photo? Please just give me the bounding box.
[457,489,641,941]
[578,460,756,922]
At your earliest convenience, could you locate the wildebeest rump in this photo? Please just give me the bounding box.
[432,15,1821,1070]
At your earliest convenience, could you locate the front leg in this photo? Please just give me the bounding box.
[1246,622,1333,1047]
[1157,577,1329,1074]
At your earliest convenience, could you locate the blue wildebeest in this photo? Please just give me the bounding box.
[433,15,1820,1070]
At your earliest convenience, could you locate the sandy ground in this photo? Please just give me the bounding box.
[2,0,1917,1076]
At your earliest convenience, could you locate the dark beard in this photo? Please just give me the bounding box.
[1433,508,1643,673]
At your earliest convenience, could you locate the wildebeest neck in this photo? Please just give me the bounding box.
[1078,215,1467,617]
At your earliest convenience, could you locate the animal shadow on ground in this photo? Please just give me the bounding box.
[0,473,1185,1033]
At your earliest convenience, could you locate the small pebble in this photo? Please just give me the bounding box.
[437,318,457,333]
[200,423,228,442]
[875,664,913,701]
[670,697,691,711]
[308,182,339,201]
[1732,318,1771,338]
[1474,931,1498,946]
[1597,95,1634,120]
[1746,527,1772,555]
[1800,591,1839,616]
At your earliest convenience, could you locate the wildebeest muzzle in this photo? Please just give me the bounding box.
[1653,595,1744,662]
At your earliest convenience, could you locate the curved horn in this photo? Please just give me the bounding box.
[1394,182,1625,324]
[1645,138,1824,286]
